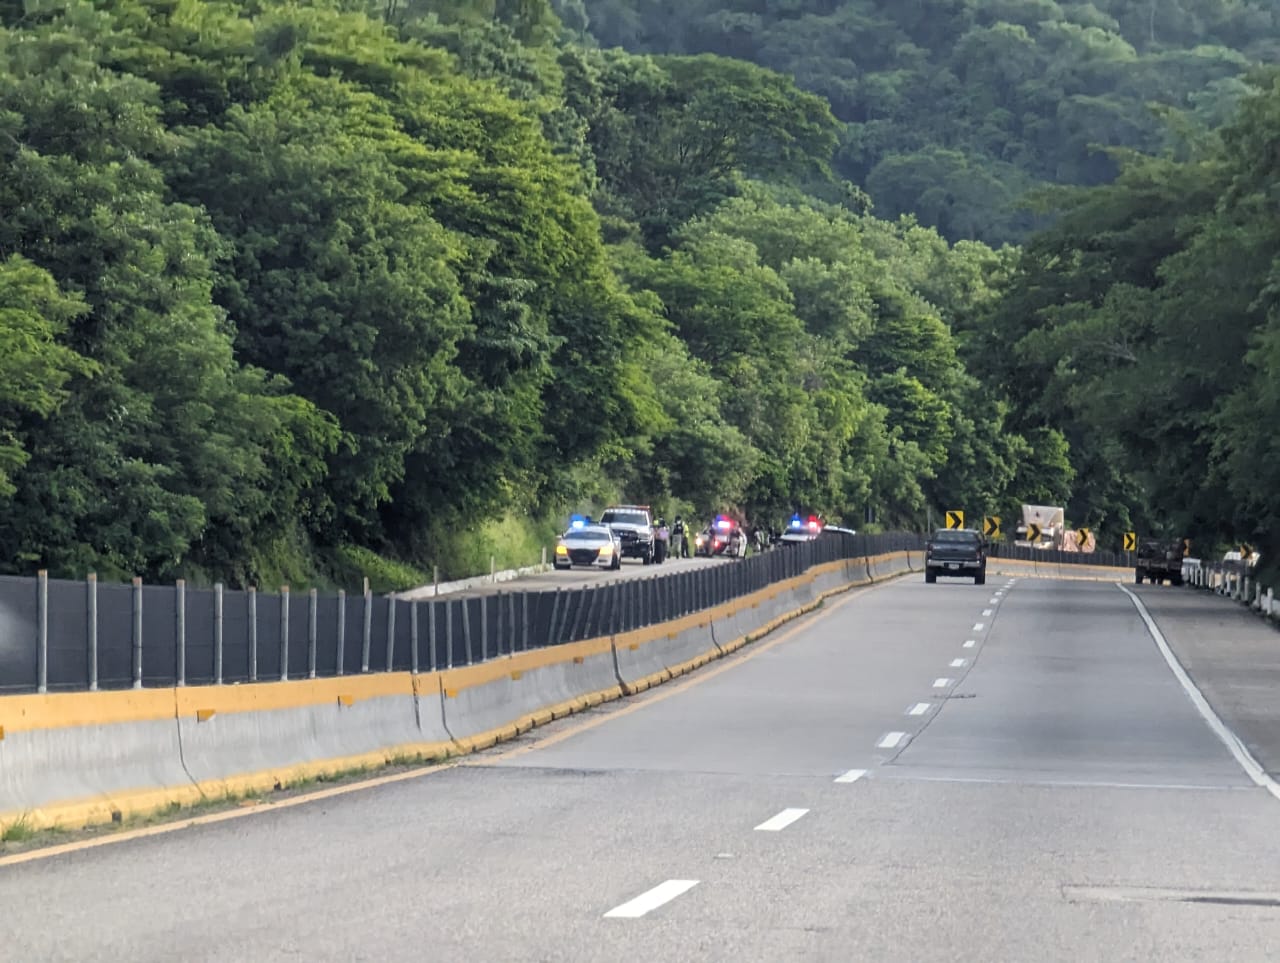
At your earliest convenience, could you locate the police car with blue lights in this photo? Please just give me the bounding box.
[779,513,824,545]
[554,515,622,571]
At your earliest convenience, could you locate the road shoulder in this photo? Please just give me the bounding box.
[1136,586,1280,777]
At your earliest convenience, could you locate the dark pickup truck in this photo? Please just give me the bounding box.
[925,529,988,585]
[1135,537,1185,586]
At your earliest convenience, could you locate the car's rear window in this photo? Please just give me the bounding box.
[601,511,648,527]
[933,530,979,543]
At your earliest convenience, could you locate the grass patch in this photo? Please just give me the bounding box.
[1,815,35,843]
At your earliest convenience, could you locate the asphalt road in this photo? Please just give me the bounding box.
[410,552,732,600]
[7,575,1280,961]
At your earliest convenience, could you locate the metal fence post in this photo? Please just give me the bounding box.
[361,587,372,673]
[132,576,143,689]
[87,573,98,692]
[175,578,186,687]
[279,585,290,681]
[248,586,258,682]
[308,587,318,679]
[214,582,224,685]
[336,589,346,676]
[385,594,397,672]
[37,570,48,694]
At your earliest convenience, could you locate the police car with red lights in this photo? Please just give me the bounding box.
[553,515,622,571]
[779,513,824,545]
[695,514,748,558]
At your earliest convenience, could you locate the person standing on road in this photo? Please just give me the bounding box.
[671,516,685,560]
[654,518,670,563]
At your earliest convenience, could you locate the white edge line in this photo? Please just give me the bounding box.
[604,879,700,918]
[877,731,907,749]
[755,808,810,832]
[834,768,867,784]
[1119,584,1280,802]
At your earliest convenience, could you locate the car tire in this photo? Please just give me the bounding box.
[975,571,986,586]
[1135,571,1143,584]
[925,569,937,584]
[611,554,621,571]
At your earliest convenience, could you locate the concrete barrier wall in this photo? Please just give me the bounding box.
[0,552,919,832]
[985,556,1130,582]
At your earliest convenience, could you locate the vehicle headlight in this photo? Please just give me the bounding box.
[555,544,568,555]
[598,543,613,555]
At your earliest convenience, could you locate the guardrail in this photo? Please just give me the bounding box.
[0,533,925,695]
[1190,561,1278,621]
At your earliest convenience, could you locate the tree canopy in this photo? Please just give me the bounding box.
[1,0,1275,587]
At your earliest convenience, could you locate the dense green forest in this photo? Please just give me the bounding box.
[577,0,1278,245]
[0,0,1276,589]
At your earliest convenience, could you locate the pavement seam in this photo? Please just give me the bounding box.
[1120,584,1280,803]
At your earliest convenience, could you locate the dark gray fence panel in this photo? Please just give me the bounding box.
[286,597,309,679]
[222,589,252,684]
[0,577,37,692]
[46,578,88,691]
[96,582,134,689]
[315,594,341,677]
[141,585,177,687]
[185,588,218,686]
[256,593,283,681]
[342,598,365,675]
[391,598,413,671]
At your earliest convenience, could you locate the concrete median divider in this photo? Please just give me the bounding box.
[439,636,623,751]
[986,556,1130,582]
[0,547,920,834]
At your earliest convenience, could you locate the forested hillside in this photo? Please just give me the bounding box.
[2,0,1276,590]
[576,0,1277,244]
[970,69,1280,572]
[0,0,1060,589]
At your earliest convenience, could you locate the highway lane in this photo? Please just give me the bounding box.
[5,574,1280,961]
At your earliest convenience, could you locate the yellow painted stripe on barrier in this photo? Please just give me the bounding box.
[437,634,614,695]
[1,672,429,734]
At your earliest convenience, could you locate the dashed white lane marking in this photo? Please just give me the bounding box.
[834,768,867,784]
[963,639,976,648]
[877,731,908,749]
[950,658,967,668]
[908,703,931,716]
[982,608,994,616]
[989,597,1000,604]
[972,622,985,631]
[605,880,700,918]
[933,677,953,688]
[755,808,810,832]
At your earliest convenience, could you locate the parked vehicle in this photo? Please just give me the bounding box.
[1135,538,1186,585]
[554,523,622,571]
[599,504,655,564]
